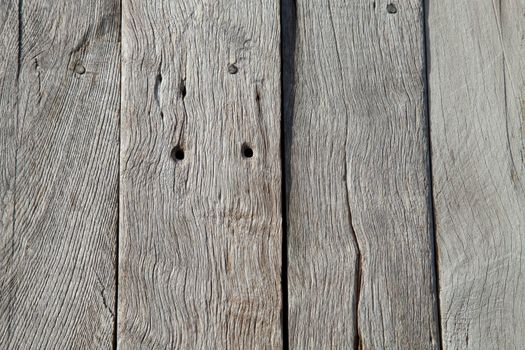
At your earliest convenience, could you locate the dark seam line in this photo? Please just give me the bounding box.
[17,0,22,76]
[280,0,290,347]
[280,0,298,347]
[421,1,443,349]
[280,113,290,350]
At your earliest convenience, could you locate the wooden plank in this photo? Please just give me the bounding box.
[428,0,525,348]
[0,0,120,348]
[287,0,440,348]
[119,0,282,348]
[0,0,18,343]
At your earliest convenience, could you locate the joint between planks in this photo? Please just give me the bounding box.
[420,0,443,348]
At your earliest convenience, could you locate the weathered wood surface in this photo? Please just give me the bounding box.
[1,0,524,348]
[0,0,120,348]
[428,0,525,348]
[119,0,283,348]
[287,0,441,348]
[0,0,18,344]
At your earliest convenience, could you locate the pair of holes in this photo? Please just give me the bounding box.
[171,144,253,161]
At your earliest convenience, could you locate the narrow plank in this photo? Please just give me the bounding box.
[0,0,18,343]
[119,0,282,348]
[287,0,440,348]
[0,0,120,348]
[428,0,525,348]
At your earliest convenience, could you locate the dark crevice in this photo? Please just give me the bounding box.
[349,225,362,350]
[17,0,23,77]
[353,263,362,350]
[281,0,296,348]
[34,58,42,103]
[344,161,362,350]
[154,73,162,101]
[113,212,119,349]
[422,1,443,349]
[178,77,188,146]
[154,61,163,119]
[255,85,262,120]
[176,56,188,147]
[179,78,187,99]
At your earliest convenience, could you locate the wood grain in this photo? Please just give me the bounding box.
[0,0,120,348]
[428,0,525,348]
[0,0,18,344]
[119,0,282,348]
[287,0,440,348]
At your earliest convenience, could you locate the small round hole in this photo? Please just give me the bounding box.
[386,3,397,13]
[171,146,185,161]
[228,64,238,74]
[242,144,254,158]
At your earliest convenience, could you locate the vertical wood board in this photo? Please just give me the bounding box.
[0,0,120,348]
[287,0,440,348]
[428,0,525,348]
[119,0,283,348]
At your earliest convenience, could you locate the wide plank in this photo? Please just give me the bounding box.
[428,0,525,348]
[0,0,120,348]
[287,0,440,348]
[119,0,282,347]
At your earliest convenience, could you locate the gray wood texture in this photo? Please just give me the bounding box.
[0,0,120,348]
[119,0,283,348]
[2,0,524,348]
[428,0,525,348]
[287,0,440,348]
[0,0,18,344]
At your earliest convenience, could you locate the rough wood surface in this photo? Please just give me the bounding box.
[428,0,525,348]
[119,0,283,348]
[287,0,440,348]
[0,0,18,344]
[0,0,120,348]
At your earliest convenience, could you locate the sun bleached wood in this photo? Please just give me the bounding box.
[428,0,525,348]
[119,0,282,348]
[287,0,440,348]
[0,0,18,344]
[0,0,120,348]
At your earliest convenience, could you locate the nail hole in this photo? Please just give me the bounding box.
[386,3,397,13]
[171,146,185,161]
[74,63,86,75]
[228,64,238,74]
[242,143,253,158]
